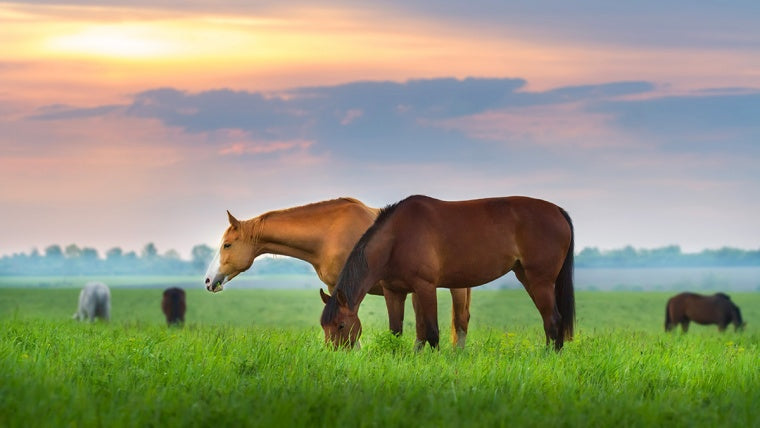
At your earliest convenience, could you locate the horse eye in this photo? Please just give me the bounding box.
[338,322,345,330]
[223,243,231,249]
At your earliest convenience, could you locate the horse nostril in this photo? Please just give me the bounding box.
[205,278,210,284]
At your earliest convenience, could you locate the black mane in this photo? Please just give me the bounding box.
[321,200,401,324]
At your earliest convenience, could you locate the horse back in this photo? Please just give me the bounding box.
[407,195,568,247]
[675,292,734,325]
[383,196,571,287]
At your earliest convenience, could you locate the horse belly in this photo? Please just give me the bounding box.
[687,306,720,325]
[437,253,515,288]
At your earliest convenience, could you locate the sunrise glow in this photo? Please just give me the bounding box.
[46,25,178,59]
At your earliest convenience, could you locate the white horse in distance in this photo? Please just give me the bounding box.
[73,281,111,322]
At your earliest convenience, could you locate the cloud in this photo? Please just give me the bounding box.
[340,109,363,125]
[28,104,123,120]
[26,78,657,159]
[218,139,314,156]
[591,91,760,153]
[387,1,760,49]
[431,103,626,149]
[19,77,760,186]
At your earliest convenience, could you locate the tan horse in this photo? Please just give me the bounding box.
[321,195,575,351]
[204,197,472,348]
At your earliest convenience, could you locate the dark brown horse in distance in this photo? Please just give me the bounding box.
[665,292,745,332]
[162,287,186,326]
[321,195,575,351]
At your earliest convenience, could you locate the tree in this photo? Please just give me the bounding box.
[191,244,214,271]
[164,249,181,260]
[65,244,81,259]
[106,247,123,261]
[81,247,99,260]
[142,243,158,260]
[45,245,63,258]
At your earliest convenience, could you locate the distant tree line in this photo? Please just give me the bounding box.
[0,243,313,276]
[576,245,760,268]
[1,243,758,276]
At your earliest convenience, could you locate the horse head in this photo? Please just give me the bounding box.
[732,303,746,332]
[320,289,362,349]
[204,211,256,292]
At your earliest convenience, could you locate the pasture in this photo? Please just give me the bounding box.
[1,283,759,427]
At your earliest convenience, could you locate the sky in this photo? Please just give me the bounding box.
[2,1,760,259]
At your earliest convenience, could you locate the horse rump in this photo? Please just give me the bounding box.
[73,281,111,322]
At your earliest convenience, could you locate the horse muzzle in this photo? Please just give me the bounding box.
[205,273,227,293]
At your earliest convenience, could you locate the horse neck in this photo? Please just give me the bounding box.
[245,208,330,265]
[341,229,393,312]
[732,306,744,325]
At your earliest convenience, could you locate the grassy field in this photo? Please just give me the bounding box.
[1,285,759,427]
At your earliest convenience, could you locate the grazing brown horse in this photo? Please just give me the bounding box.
[162,287,186,326]
[203,197,473,348]
[321,195,575,351]
[665,292,745,332]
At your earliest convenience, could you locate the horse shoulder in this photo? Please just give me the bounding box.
[318,209,375,286]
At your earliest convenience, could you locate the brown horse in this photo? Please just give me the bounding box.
[162,287,186,326]
[321,195,575,351]
[203,197,473,348]
[665,292,745,332]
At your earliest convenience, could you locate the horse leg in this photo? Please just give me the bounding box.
[411,293,426,351]
[514,267,562,351]
[411,285,440,350]
[382,288,408,336]
[535,286,562,351]
[449,288,471,349]
[680,320,689,333]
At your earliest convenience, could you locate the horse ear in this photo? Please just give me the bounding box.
[227,210,241,229]
[319,288,330,304]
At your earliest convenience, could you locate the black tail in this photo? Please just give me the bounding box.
[556,207,575,343]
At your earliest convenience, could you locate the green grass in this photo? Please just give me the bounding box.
[1,287,759,427]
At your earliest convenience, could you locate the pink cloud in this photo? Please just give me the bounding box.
[428,103,633,150]
[218,139,314,156]
[340,108,363,125]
